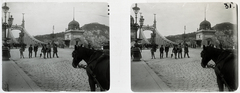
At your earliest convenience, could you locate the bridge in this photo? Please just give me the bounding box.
[139,14,177,46]
[7,14,47,46]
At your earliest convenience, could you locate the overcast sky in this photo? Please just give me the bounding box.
[2,2,237,38]
[4,2,109,37]
[131,2,237,38]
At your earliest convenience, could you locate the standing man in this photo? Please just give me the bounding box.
[53,44,59,58]
[151,47,156,59]
[34,44,38,57]
[184,44,190,58]
[41,44,47,59]
[46,43,51,58]
[159,45,164,59]
[165,44,170,58]
[28,44,33,58]
[20,44,25,58]
[178,43,183,59]
[151,44,157,59]
[172,44,178,59]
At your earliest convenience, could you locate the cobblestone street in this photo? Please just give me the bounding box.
[9,48,90,91]
[141,48,219,92]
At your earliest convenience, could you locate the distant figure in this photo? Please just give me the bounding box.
[53,44,59,58]
[74,43,79,50]
[34,44,38,57]
[159,45,164,59]
[46,43,51,58]
[20,45,25,58]
[41,44,47,59]
[219,43,223,50]
[172,45,178,59]
[151,47,156,59]
[88,43,91,49]
[165,44,170,58]
[184,44,190,58]
[177,43,183,58]
[152,44,157,59]
[28,44,33,58]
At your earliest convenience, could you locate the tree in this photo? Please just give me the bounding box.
[213,22,236,48]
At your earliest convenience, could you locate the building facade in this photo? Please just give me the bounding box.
[196,19,218,47]
[64,19,85,48]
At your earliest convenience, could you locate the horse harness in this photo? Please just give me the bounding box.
[215,50,234,91]
[86,51,109,91]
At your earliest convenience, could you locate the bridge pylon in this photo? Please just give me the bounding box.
[138,14,177,46]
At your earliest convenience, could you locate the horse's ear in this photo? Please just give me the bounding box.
[203,45,206,50]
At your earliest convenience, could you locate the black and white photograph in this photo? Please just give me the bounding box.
[2,2,109,91]
[131,2,238,92]
[1,0,239,93]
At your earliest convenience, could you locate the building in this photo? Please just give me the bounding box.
[64,18,85,48]
[195,18,218,47]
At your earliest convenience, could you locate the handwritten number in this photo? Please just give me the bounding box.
[224,2,235,9]
[224,3,228,9]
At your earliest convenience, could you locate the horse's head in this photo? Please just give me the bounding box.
[72,49,82,68]
[72,46,86,68]
[72,46,94,68]
[200,45,213,68]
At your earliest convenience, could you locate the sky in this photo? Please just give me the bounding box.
[130,2,237,38]
[3,2,109,37]
[2,2,238,38]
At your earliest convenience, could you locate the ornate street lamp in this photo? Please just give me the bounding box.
[2,3,9,40]
[132,3,142,61]
[132,3,140,24]
[132,3,140,40]
[2,3,13,61]
[138,13,144,49]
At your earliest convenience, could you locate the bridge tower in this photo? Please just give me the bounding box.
[151,14,156,45]
[153,14,156,29]
[21,13,25,28]
[19,13,25,45]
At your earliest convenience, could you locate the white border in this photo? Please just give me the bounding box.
[1,0,239,93]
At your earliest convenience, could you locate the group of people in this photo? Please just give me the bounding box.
[151,43,190,59]
[19,43,59,59]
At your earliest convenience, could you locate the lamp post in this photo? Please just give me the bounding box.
[132,3,142,61]
[51,25,55,44]
[139,13,144,50]
[183,26,186,45]
[139,13,144,40]
[2,3,13,61]
[132,3,140,40]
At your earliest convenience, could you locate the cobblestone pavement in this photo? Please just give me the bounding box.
[141,48,219,92]
[9,48,92,91]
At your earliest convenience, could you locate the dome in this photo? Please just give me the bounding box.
[68,19,80,30]
[199,19,211,30]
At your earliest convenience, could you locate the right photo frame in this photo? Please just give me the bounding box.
[131,2,238,92]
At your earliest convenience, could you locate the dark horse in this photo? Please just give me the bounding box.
[200,45,237,91]
[72,46,110,91]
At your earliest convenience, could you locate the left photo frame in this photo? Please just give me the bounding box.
[2,2,110,92]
